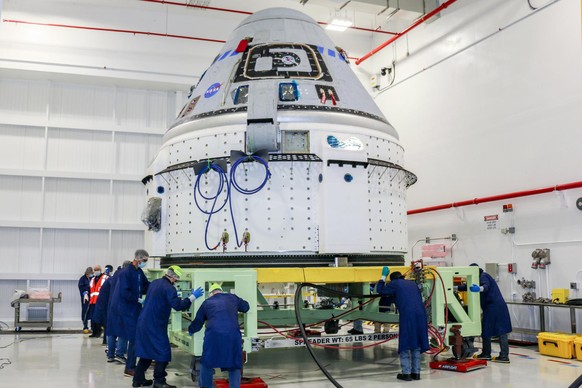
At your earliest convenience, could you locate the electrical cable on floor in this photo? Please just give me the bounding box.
[527,0,538,10]
[0,341,16,349]
[569,373,582,388]
[0,358,11,369]
[0,335,56,349]
[293,282,398,388]
[295,283,346,388]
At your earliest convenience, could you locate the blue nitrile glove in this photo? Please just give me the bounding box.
[189,287,204,302]
[469,284,482,292]
[381,266,390,281]
[188,330,194,336]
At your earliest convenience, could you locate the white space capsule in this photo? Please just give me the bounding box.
[143,8,416,265]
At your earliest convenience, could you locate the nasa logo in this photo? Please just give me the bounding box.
[204,83,221,98]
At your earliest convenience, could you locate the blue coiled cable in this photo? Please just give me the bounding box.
[228,155,271,247]
[193,162,230,250]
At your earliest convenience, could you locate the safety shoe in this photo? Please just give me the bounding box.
[83,329,90,334]
[132,380,153,387]
[492,356,510,363]
[396,373,412,381]
[474,353,492,361]
[411,373,421,380]
[115,355,127,364]
[347,328,363,335]
[124,369,135,377]
[153,383,177,388]
[107,357,116,363]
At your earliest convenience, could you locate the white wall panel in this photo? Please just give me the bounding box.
[0,227,41,273]
[0,78,48,121]
[41,229,109,274]
[112,181,145,224]
[375,0,582,207]
[43,178,110,223]
[0,176,43,221]
[46,128,113,173]
[115,88,171,130]
[48,83,114,126]
[51,280,82,325]
[115,132,163,174]
[0,125,46,170]
[110,230,145,265]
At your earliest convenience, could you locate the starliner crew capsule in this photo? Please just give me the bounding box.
[141,7,416,267]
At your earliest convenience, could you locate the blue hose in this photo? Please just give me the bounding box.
[229,156,271,194]
[193,163,230,250]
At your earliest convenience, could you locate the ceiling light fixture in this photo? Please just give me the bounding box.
[325,17,353,32]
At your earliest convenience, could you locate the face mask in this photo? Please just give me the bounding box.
[94,271,101,277]
[138,261,147,269]
[89,274,95,278]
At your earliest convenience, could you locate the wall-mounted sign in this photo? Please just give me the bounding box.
[484,214,498,230]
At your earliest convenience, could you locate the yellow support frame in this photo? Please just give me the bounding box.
[256,266,417,284]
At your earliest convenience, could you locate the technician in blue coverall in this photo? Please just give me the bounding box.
[132,266,204,388]
[377,268,429,382]
[189,283,250,388]
[94,261,130,362]
[459,263,512,363]
[108,249,150,377]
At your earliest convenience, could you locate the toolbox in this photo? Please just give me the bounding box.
[551,288,569,304]
[574,336,582,361]
[537,332,576,359]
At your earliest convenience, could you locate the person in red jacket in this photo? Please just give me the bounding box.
[88,264,109,338]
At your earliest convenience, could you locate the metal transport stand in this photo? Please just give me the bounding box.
[13,292,62,332]
[506,301,582,334]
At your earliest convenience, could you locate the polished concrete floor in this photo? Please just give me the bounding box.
[0,331,580,387]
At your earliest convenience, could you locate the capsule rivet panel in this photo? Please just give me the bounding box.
[163,130,407,255]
